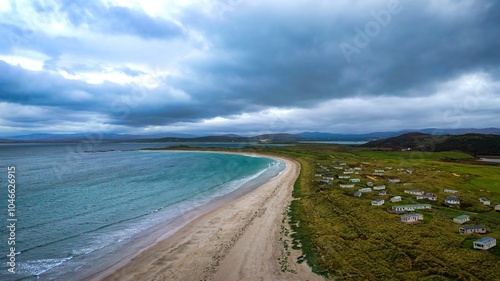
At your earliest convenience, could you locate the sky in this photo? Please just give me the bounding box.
[0,0,499,137]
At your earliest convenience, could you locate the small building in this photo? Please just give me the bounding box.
[404,190,424,196]
[373,185,386,190]
[444,189,459,194]
[389,178,401,183]
[453,215,470,224]
[371,199,385,206]
[390,196,402,202]
[338,175,350,179]
[459,225,487,234]
[495,205,500,212]
[353,191,362,197]
[339,163,346,166]
[349,178,361,183]
[354,167,362,171]
[374,169,385,173]
[334,166,343,170]
[385,166,393,170]
[378,190,387,196]
[479,198,491,206]
[366,182,374,187]
[373,173,384,176]
[392,204,432,212]
[445,196,461,205]
[406,169,413,174]
[401,213,424,223]
[358,187,372,193]
[473,237,496,250]
[343,171,354,174]
[416,193,437,201]
[340,184,355,188]
[323,176,334,180]
[314,173,322,177]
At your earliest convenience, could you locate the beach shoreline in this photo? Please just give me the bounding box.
[86,151,322,281]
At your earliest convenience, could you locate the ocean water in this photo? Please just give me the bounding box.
[0,143,283,280]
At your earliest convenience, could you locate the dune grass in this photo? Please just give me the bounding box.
[267,144,500,280]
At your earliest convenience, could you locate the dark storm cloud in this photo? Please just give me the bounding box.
[1,0,500,134]
[0,61,260,127]
[172,0,500,109]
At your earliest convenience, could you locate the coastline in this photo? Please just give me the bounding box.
[87,152,322,281]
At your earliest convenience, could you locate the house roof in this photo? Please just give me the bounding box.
[401,213,423,218]
[392,204,431,208]
[446,196,460,201]
[474,237,496,244]
[455,215,470,220]
[373,199,384,202]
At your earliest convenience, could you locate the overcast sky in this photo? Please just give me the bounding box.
[0,0,499,136]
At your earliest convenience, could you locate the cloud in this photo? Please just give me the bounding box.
[0,0,499,136]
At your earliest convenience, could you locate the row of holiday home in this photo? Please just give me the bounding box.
[392,204,432,212]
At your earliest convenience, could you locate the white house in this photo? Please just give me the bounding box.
[495,205,500,212]
[314,173,322,177]
[390,196,402,202]
[354,167,362,171]
[445,196,461,205]
[343,171,354,174]
[374,169,385,173]
[389,178,401,183]
[444,189,459,194]
[340,184,355,188]
[373,185,386,190]
[385,166,393,170]
[401,213,424,223]
[353,191,362,197]
[339,163,346,166]
[366,182,374,187]
[404,190,424,196]
[373,173,384,176]
[453,215,470,224]
[371,199,385,206]
[392,204,432,212]
[349,178,361,183]
[416,193,437,201]
[479,198,491,205]
[338,175,350,179]
[459,225,487,234]
[473,237,496,250]
[378,190,387,196]
[358,187,372,193]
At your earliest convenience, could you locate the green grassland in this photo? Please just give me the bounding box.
[262,144,500,280]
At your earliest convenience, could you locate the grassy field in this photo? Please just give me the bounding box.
[261,144,500,280]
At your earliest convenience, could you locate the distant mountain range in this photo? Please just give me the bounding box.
[1,128,499,143]
[361,132,500,156]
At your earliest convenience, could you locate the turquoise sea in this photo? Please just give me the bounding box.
[0,143,284,280]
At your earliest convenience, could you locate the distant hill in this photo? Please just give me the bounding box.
[3,128,499,144]
[362,133,500,155]
[298,128,500,140]
[154,133,302,143]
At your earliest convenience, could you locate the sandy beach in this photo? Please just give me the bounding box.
[89,153,322,281]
